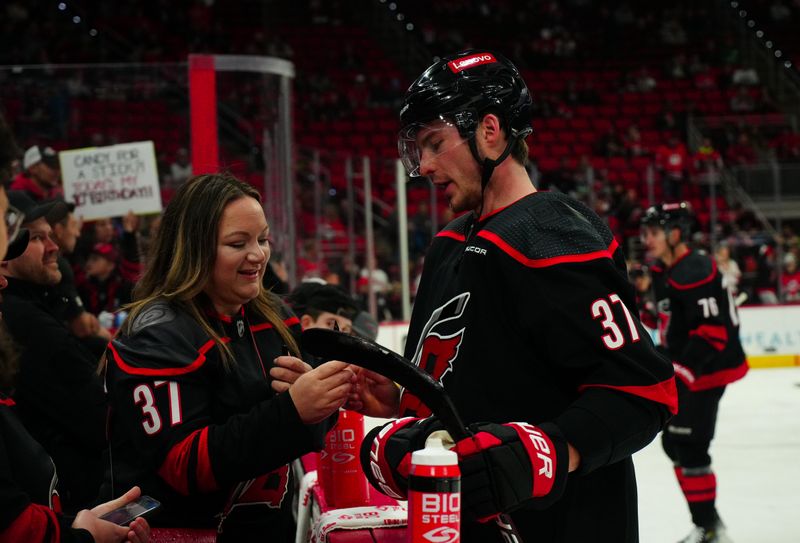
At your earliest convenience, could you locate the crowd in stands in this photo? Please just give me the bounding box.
[2,0,800,322]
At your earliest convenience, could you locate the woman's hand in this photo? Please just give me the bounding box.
[269,355,313,393]
[72,486,151,543]
[289,361,356,424]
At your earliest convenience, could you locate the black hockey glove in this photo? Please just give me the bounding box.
[359,416,444,500]
[452,421,569,522]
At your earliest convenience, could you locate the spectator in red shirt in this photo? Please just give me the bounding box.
[655,135,689,201]
[75,212,142,317]
[10,145,61,201]
[781,252,800,303]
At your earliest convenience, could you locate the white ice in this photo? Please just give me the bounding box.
[636,367,800,542]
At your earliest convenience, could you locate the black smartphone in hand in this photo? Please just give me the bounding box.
[99,495,161,526]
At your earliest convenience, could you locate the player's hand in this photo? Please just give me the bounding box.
[359,417,443,499]
[452,422,569,521]
[289,361,356,424]
[269,355,313,393]
[346,366,400,418]
[73,486,152,542]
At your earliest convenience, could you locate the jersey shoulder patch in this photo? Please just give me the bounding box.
[479,192,615,266]
[110,301,214,375]
[129,300,178,335]
[669,251,716,289]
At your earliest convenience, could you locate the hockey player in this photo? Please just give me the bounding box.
[101,174,355,541]
[348,49,678,542]
[641,203,747,543]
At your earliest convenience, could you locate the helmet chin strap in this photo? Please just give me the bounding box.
[467,135,518,219]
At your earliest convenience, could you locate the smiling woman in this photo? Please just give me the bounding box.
[100,173,355,541]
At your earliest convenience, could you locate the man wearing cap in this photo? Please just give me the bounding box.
[0,190,106,512]
[11,145,62,201]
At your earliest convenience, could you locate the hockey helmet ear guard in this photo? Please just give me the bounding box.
[398,117,471,178]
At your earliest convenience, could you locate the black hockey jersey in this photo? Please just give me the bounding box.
[651,250,748,391]
[103,298,334,541]
[402,191,676,542]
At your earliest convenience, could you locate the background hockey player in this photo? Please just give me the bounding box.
[641,203,748,543]
[347,49,678,542]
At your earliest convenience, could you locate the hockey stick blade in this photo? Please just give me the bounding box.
[302,328,470,441]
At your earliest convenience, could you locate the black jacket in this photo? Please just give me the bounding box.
[0,277,106,512]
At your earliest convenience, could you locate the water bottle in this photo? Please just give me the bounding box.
[320,409,370,508]
[408,437,460,543]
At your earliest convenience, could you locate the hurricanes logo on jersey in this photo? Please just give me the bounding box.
[399,293,469,417]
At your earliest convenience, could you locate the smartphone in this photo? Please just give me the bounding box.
[99,495,161,526]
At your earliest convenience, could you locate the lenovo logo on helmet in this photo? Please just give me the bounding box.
[448,53,496,73]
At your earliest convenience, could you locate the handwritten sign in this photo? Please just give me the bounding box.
[60,141,162,220]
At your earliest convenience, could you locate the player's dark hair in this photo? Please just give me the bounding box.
[117,173,298,369]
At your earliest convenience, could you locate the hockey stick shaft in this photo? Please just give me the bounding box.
[302,328,469,440]
[302,329,525,542]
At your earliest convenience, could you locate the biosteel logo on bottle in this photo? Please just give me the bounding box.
[408,437,461,543]
[448,53,496,73]
[319,409,370,508]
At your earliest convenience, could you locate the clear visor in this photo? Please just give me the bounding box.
[398,119,468,177]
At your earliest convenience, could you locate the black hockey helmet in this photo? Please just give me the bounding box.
[398,49,533,185]
[641,202,694,241]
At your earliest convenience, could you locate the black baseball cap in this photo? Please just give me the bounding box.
[351,310,379,341]
[8,190,69,226]
[287,282,360,321]
[4,228,29,260]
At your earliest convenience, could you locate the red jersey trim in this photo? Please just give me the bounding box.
[689,324,728,351]
[479,231,619,268]
[195,427,217,492]
[0,397,15,407]
[109,338,223,377]
[158,427,218,495]
[284,316,300,327]
[668,248,692,269]
[672,360,748,391]
[579,376,679,415]
[251,316,300,332]
[0,502,60,543]
[668,258,717,290]
[436,230,466,242]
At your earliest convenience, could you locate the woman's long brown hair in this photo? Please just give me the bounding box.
[107,173,298,370]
